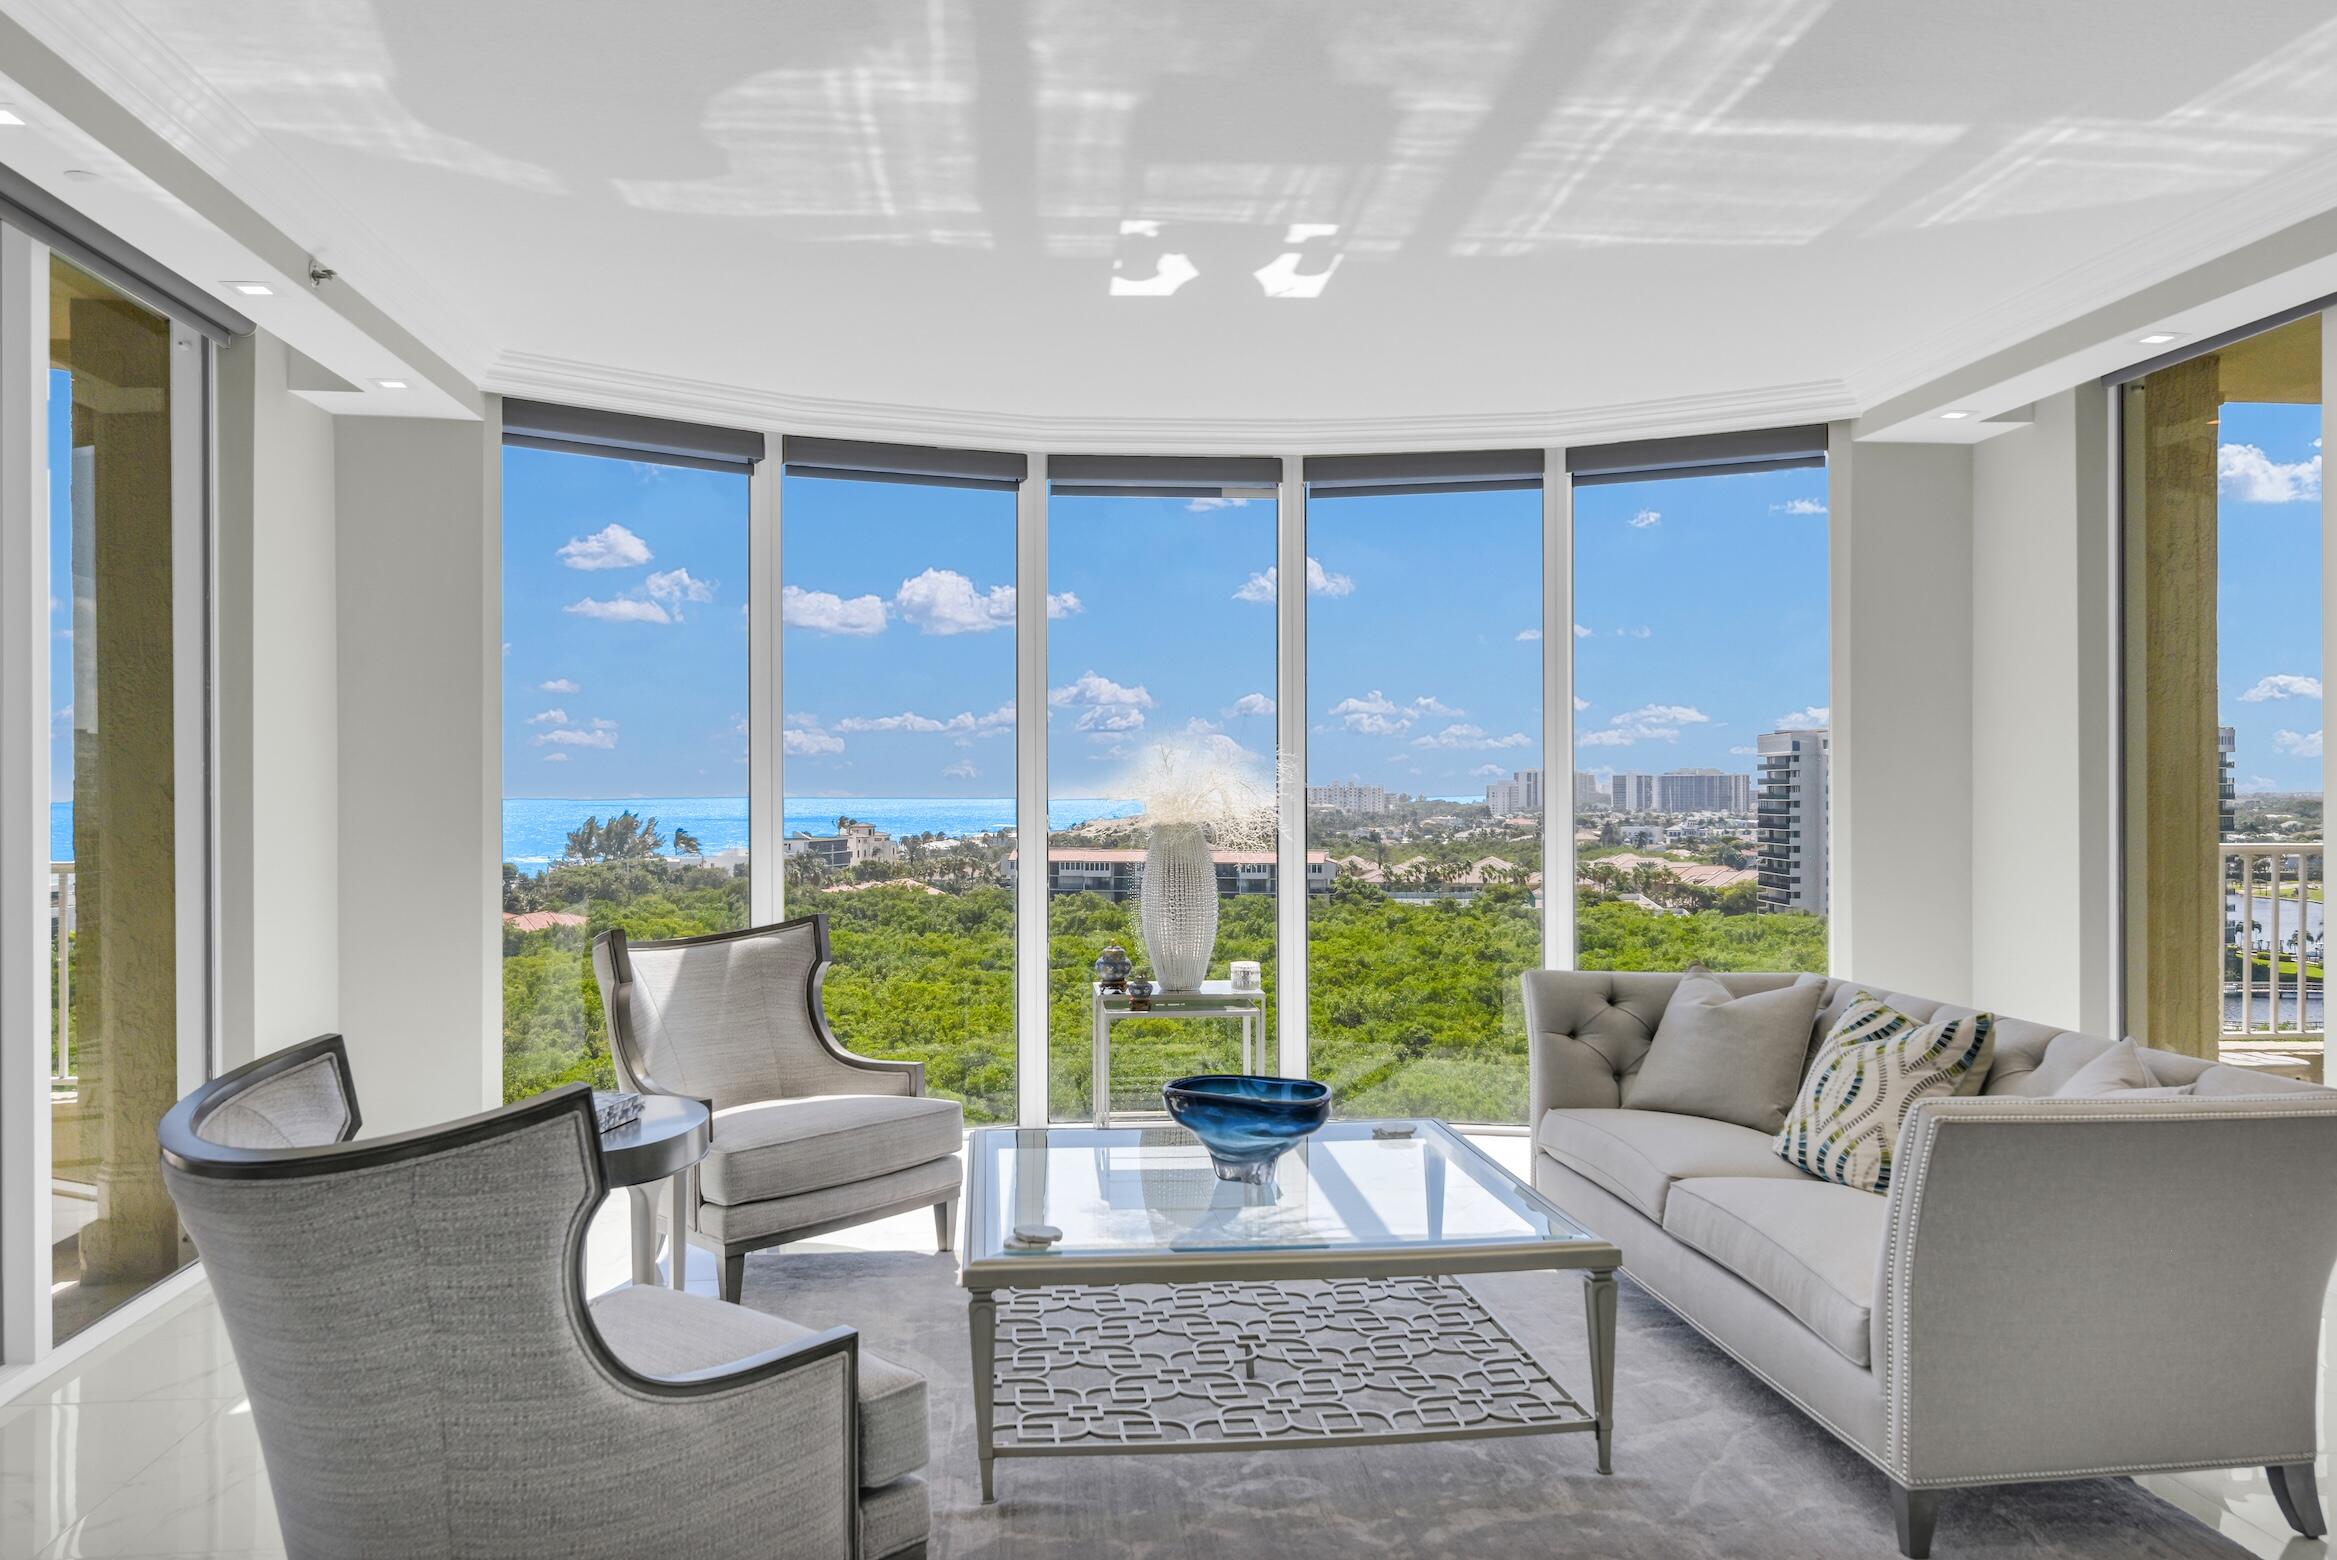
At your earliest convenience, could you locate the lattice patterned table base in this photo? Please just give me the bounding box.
[989,1276,1595,1455]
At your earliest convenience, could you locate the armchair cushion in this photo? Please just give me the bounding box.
[701,1094,965,1207]
[1536,1107,1805,1224]
[1662,1176,1885,1365]
[591,1285,931,1487]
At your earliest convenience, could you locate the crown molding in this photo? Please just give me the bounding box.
[0,0,496,382]
[1849,142,2337,411]
[485,350,1859,455]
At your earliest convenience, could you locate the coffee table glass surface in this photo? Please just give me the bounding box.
[963,1118,1612,1280]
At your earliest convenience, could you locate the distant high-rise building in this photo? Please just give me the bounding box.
[1485,768,1543,817]
[1574,770,1610,812]
[1612,772,1658,812]
[2218,726,2237,840]
[1655,768,1752,814]
[1306,781,1391,815]
[1755,729,1829,915]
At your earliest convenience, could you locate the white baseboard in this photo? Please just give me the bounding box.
[0,1261,210,1407]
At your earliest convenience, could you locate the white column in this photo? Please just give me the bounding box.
[1276,454,1308,1079]
[750,448,781,922]
[1542,449,1574,970]
[0,225,51,1361]
[1015,456,1050,1124]
[1826,422,1855,977]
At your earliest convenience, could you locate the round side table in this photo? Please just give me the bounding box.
[598,1095,712,1290]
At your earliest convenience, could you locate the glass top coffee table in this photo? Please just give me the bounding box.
[959,1119,1622,1502]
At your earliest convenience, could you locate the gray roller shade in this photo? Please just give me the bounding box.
[1049,454,1282,497]
[504,399,764,472]
[1305,449,1544,499]
[0,163,252,340]
[1565,426,1826,486]
[782,436,1027,490]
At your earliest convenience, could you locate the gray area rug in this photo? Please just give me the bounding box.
[740,1251,2238,1558]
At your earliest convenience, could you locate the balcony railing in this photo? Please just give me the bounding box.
[51,861,75,1089]
[2223,842,2323,1073]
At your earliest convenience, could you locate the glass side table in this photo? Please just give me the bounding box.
[1089,978,1264,1128]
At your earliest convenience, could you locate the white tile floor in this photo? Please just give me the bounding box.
[0,1134,2323,1559]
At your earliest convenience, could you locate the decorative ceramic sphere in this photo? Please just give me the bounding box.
[1093,943,1133,991]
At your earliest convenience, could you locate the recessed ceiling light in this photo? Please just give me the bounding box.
[1939,410,1972,420]
[0,110,24,128]
[2136,331,2184,346]
[372,378,409,391]
[224,281,274,297]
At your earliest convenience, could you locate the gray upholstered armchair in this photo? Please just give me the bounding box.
[159,1034,932,1559]
[593,915,964,1302]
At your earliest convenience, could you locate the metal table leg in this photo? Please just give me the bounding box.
[626,1185,657,1287]
[1092,1003,1108,1129]
[1583,1268,1617,1473]
[970,1290,999,1502]
[670,1168,691,1291]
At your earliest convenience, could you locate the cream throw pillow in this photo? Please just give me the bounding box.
[1774,993,1995,1194]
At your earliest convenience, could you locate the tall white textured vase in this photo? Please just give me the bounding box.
[1140,823,1218,992]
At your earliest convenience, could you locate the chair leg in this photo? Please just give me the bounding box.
[720,1251,745,1304]
[935,1197,958,1254]
[1891,1482,1941,1559]
[2269,1463,2326,1538]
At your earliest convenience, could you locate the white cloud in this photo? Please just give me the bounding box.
[1773,705,1830,731]
[943,760,979,780]
[542,752,571,763]
[2274,728,2324,758]
[1574,696,1590,710]
[1516,628,1542,642]
[1470,763,1504,778]
[1628,509,1661,529]
[784,726,845,756]
[836,705,1014,735]
[2241,674,2322,703]
[1411,723,1530,750]
[782,584,887,636]
[539,678,580,693]
[1573,624,1592,638]
[1328,689,1408,735]
[889,568,1079,634]
[2220,443,2322,504]
[2237,774,2282,795]
[1579,703,1711,747]
[1227,692,1275,717]
[564,597,670,624]
[588,716,617,729]
[644,568,714,620]
[1729,745,1757,756]
[557,523,652,570]
[1050,671,1153,732]
[525,708,567,726]
[1410,696,1463,716]
[1771,498,1828,515]
[1232,557,1354,603]
[537,726,617,749]
[1619,626,1652,638]
[1186,492,1263,512]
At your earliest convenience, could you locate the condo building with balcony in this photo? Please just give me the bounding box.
[1755,729,1830,916]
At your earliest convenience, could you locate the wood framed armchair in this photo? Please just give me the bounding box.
[158,1034,932,1559]
[593,915,965,1302]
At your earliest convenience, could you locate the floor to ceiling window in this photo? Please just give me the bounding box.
[1045,458,1280,1123]
[46,256,205,1342]
[2122,314,2323,1055]
[779,441,1022,1125]
[1304,454,1544,1124]
[1569,436,1831,978]
[498,429,751,1103]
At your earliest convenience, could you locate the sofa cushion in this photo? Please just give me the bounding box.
[590,1283,930,1486]
[1537,1107,1807,1224]
[1662,1176,1886,1366]
[1626,967,1826,1133]
[701,1094,964,1206]
[1776,994,1994,1194]
[2054,1037,2179,1097]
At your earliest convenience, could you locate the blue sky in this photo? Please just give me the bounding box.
[2216,401,2324,795]
[501,446,750,798]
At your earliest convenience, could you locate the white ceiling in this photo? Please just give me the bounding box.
[15,0,2337,446]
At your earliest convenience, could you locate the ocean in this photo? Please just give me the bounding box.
[46,798,1140,870]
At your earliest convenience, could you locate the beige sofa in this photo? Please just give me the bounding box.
[1523,970,2337,1558]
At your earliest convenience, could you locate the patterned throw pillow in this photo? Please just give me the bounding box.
[1774,994,1995,1194]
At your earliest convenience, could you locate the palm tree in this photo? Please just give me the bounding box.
[672,828,702,857]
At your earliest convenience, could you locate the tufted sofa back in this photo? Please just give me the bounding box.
[1520,969,2323,1129]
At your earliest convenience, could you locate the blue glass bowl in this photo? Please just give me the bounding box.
[1162,1074,1332,1182]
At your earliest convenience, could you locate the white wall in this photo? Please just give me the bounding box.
[1969,388,2118,1032]
[333,408,501,1133]
[1832,432,1976,1002]
[215,332,340,1070]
